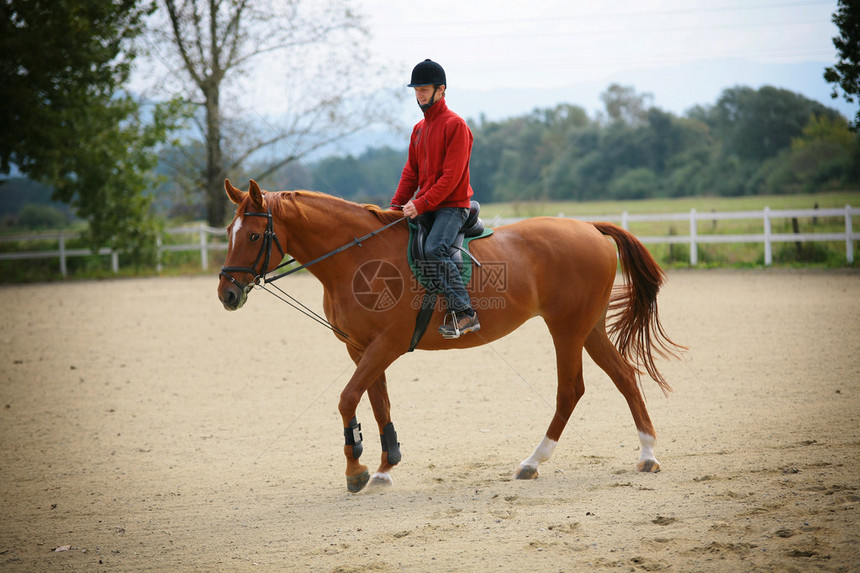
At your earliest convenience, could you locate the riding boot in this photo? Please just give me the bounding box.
[438,309,480,339]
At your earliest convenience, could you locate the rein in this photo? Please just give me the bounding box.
[264,216,405,284]
[220,206,405,342]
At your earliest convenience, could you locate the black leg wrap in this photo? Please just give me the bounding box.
[380,422,401,465]
[344,416,363,459]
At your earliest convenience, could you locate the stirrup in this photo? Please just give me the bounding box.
[440,311,462,339]
[439,310,479,339]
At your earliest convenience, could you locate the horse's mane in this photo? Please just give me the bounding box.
[271,190,404,225]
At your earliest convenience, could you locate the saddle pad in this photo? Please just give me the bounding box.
[407,224,494,294]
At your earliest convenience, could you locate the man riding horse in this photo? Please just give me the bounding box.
[389,59,481,339]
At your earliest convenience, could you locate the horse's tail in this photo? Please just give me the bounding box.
[592,222,685,394]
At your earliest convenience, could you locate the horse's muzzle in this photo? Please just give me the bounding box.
[218,279,247,311]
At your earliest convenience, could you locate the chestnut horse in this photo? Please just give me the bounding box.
[217,180,683,492]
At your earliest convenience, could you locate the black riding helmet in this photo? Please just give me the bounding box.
[408,59,446,111]
[408,59,446,87]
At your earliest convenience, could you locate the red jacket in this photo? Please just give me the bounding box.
[391,98,474,215]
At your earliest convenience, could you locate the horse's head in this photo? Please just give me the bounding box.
[217,179,285,310]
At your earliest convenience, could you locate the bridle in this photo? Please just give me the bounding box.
[219,202,405,341]
[219,206,285,293]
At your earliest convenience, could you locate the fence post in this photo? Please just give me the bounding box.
[689,209,698,265]
[763,207,772,266]
[59,231,67,277]
[111,251,119,273]
[199,224,208,270]
[621,210,629,231]
[846,205,854,264]
[156,235,163,273]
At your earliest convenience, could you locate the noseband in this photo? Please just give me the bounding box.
[219,207,285,292]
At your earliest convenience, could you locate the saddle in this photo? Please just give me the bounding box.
[406,201,493,351]
[408,201,488,294]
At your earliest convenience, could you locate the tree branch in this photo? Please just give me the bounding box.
[163,0,204,88]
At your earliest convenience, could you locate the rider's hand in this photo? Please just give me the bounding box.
[402,201,418,219]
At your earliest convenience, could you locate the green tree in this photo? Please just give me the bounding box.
[758,114,859,193]
[313,84,851,205]
[304,147,405,205]
[17,204,68,229]
[824,0,860,128]
[608,167,660,200]
[0,0,187,264]
[312,155,363,198]
[470,115,533,202]
[61,99,187,264]
[600,84,654,126]
[469,104,593,202]
[469,115,518,203]
[543,127,604,201]
[707,86,839,161]
[663,145,712,198]
[348,147,408,204]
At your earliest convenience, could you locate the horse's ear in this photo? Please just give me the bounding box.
[225,179,246,205]
[248,179,264,209]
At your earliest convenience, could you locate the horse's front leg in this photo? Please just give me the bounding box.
[339,343,400,493]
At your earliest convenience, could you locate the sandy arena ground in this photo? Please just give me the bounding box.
[1,269,858,572]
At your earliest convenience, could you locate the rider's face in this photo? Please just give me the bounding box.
[414,85,444,107]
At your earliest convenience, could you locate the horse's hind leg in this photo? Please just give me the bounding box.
[515,325,586,480]
[365,374,401,489]
[585,317,661,472]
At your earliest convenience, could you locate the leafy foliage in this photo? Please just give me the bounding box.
[824,0,860,128]
[310,85,858,205]
[704,86,839,161]
[0,0,188,265]
[305,147,406,205]
[17,204,68,229]
[0,0,147,173]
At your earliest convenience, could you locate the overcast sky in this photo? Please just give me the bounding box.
[132,0,851,157]
[362,0,836,89]
[355,0,849,123]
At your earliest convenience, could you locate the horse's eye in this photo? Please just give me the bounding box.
[249,233,261,241]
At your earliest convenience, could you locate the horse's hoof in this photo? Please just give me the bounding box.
[637,458,661,473]
[346,470,371,493]
[514,465,539,480]
[366,472,393,491]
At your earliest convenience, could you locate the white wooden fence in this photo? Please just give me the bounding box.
[0,225,227,277]
[494,204,857,266]
[0,205,856,276]
[154,225,226,273]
